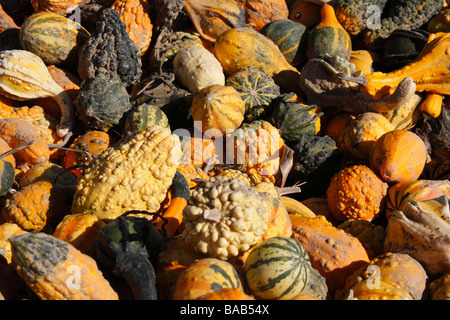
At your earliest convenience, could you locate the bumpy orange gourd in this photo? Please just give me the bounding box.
[290,214,370,294]
[237,0,289,31]
[370,130,428,184]
[0,118,50,165]
[327,165,388,222]
[2,181,66,232]
[111,0,153,55]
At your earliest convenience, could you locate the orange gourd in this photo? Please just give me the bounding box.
[184,0,246,43]
[53,213,106,257]
[362,32,450,98]
[290,214,370,294]
[197,287,255,300]
[190,84,245,136]
[237,0,289,31]
[419,92,444,118]
[61,130,111,177]
[0,118,50,165]
[1,181,66,232]
[336,252,428,300]
[326,165,389,222]
[370,130,428,184]
[111,0,153,55]
[289,0,321,27]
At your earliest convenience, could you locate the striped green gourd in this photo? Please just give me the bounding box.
[225,66,280,122]
[244,236,311,300]
[306,4,351,60]
[260,19,308,66]
[123,103,170,135]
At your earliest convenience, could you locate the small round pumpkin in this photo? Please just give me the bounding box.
[369,130,428,184]
[173,258,243,300]
[190,84,245,137]
[326,164,389,222]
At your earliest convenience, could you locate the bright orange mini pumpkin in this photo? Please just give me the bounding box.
[370,130,428,184]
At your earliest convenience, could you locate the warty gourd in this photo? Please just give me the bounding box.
[182,176,273,260]
[72,125,182,221]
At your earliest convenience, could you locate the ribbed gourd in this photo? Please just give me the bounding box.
[173,258,243,300]
[259,19,308,66]
[123,103,170,135]
[225,67,280,123]
[244,236,311,300]
[267,93,322,145]
[19,12,90,66]
[72,125,182,221]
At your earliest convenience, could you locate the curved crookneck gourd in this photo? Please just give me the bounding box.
[299,53,416,114]
[361,32,450,98]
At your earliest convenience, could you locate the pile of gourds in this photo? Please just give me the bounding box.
[0,0,449,300]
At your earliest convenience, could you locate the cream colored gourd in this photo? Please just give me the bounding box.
[0,50,74,137]
[173,45,225,94]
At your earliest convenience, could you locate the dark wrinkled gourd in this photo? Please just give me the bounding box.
[77,8,142,87]
[75,74,132,132]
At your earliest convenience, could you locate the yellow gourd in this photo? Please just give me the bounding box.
[362,32,450,99]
